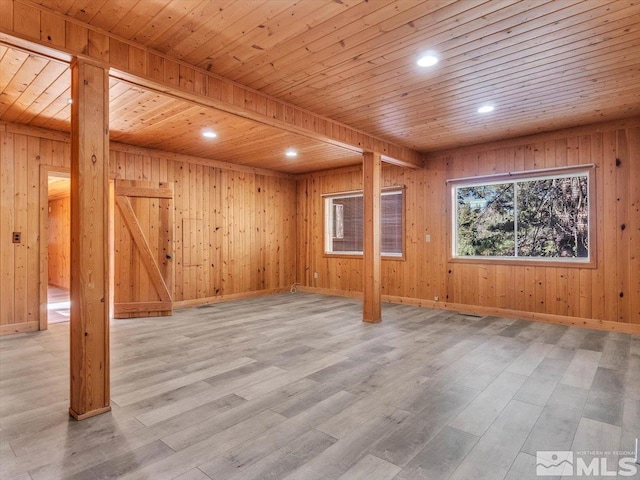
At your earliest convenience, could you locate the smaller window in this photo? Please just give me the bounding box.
[324,189,404,257]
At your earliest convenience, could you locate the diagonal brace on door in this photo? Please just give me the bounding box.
[115,195,172,302]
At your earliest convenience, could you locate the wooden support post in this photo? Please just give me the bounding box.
[363,151,382,323]
[69,58,111,420]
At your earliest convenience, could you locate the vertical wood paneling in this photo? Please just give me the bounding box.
[13,134,28,325]
[25,137,41,322]
[629,126,640,322]
[110,151,297,304]
[602,131,618,322]
[296,120,640,325]
[47,195,70,289]
[616,129,630,323]
[26,123,41,327]
[0,131,16,329]
[590,133,605,320]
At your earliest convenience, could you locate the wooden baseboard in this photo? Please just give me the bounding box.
[296,286,640,335]
[114,301,173,317]
[69,405,111,421]
[0,321,40,336]
[296,285,363,299]
[173,288,286,309]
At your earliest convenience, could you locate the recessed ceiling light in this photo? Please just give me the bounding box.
[202,131,217,138]
[416,54,439,67]
[285,148,298,158]
[477,105,495,113]
[67,98,73,104]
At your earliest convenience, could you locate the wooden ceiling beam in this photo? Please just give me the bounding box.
[0,0,424,169]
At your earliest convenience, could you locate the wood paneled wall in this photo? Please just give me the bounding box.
[47,195,70,289]
[0,126,65,334]
[0,123,297,334]
[297,119,640,330]
[108,148,297,305]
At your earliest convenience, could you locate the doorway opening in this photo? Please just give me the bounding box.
[47,172,71,324]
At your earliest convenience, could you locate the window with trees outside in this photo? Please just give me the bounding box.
[324,189,404,257]
[452,169,592,263]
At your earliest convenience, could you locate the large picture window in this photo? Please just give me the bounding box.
[452,169,592,262]
[324,189,403,257]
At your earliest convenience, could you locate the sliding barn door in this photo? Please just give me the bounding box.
[114,180,174,318]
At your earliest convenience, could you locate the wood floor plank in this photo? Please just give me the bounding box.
[121,409,286,480]
[222,429,337,480]
[368,385,479,467]
[448,371,528,437]
[448,400,543,480]
[282,407,410,480]
[199,390,356,479]
[161,378,316,452]
[335,454,400,480]
[521,384,589,456]
[393,426,479,480]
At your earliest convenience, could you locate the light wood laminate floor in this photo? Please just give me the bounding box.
[1,293,638,480]
[47,285,70,325]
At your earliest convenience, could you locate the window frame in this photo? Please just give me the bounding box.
[448,165,597,268]
[323,186,406,261]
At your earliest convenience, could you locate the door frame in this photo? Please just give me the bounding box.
[40,166,115,329]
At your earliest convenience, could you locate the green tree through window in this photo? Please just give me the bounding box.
[454,172,589,260]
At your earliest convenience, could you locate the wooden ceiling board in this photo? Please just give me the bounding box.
[1,61,67,124]
[234,0,483,93]
[342,38,640,126]
[197,1,346,76]
[202,0,412,77]
[0,50,48,117]
[313,14,640,120]
[274,0,594,109]
[82,0,147,33]
[293,0,603,108]
[33,90,70,132]
[106,83,362,173]
[136,0,237,55]
[321,1,636,108]
[63,0,111,23]
[107,0,176,41]
[286,0,507,88]
[127,0,268,60]
[18,0,640,154]
[0,44,361,173]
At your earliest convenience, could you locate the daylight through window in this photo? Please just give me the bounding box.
[325,189,403,257]
[453,171,591,261]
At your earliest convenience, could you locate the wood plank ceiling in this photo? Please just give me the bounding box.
[0,45,362,174]
[28,0,640,152]
[2,0,639,166]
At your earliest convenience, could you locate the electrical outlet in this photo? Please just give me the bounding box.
[425,234,431,243]
[12,232,21,244]
[313,272,318,279]
[434,296,439,302]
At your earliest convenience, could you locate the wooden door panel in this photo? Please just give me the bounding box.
[114,180,174,318]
